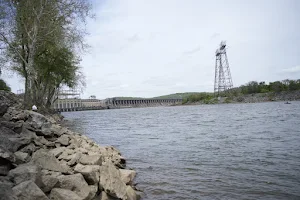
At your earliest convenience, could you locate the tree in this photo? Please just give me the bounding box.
[0,0,92,108]
[269,81,284,93]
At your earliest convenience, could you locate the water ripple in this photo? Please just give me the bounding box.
[63,102,300,200]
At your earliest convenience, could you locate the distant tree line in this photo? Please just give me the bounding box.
[238,79,300,94]
[182,79,300,104]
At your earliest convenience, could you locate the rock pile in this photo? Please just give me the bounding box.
[0,91,140,200]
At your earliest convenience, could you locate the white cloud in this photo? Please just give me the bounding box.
[281,66,300,73]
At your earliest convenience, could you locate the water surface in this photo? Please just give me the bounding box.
[63,102,300,200]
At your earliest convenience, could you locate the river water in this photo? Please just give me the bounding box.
[63,102,300,200]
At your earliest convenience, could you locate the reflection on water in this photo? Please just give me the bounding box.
[63,102,300,200]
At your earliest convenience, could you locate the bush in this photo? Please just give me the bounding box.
[236,96,245,102]
[224,97,232,103]
[0,79,11,91]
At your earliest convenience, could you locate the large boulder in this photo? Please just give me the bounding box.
[56,135,70,146]
[67,152,82,166]
[96,192,119,200]
[99,162,127,199]
[0,148,16,175]
[12,180,49,200]
[31,149,72,174]
[3,107,27,122]
[25,111,54,137]
[49,188,82,200]
[8,164,42,187]
[14,151,30,164]
[34,136,55,147]
[79,154,102,165]
[126,186,141,200]
[0,121,23,134]
[49,147,67,158]
[0,178,18,200]
[56,173,95,200]
[40,170,61,193]
[74,163,100,185]
[19,143,36,155]
[119,169,136,185]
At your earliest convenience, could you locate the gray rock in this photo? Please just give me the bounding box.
[126,186,140,200]
[12,180,49,200]
[79,154,102,165]
[119,169,136,185]
[0,179,18,200]
[8,164,42,187]
[0,126,18,137]
[76,147,88,154]
[51,124,66,137]
[40,174,59,193]
[0,163,11,176]
[0,147,16,163]
[11,111,28,122]
[56,135,69,146]
[96,192,118,200]
[31,149,71,174]
[40,122,53,136]
[67,152,82,166]
[0,104,8,116]
[14,151,30,164]
[56,173,94,200]
[74,163,100,185]
[25,111,49,130]
[57,148,75,160]
[0,148,15,175]
[19,143,36,155]
[20,127,38,140]
[49,147,66,158]
[99,161,127,199]
[0,121,23,133]
[49,188,82,200]
[34,136,54,147]
[7,136,32,152]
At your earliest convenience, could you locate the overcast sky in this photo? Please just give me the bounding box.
[3,0,300,99]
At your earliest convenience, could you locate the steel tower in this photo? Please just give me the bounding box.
[214,41,233,96]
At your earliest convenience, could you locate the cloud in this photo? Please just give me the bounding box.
[281,65,300,73]
[127,34,140,43]
[210,33,220,39]
[183,46,201,55]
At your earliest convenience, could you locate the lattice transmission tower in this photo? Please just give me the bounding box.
[214,41,233,96]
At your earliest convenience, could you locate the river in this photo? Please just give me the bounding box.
[62,102,300,200]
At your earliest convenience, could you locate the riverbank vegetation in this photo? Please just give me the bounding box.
[181,79,300,104]
[0,0,92,109]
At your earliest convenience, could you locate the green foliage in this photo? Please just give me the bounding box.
[183,92,214,104]
[0,79,11,91]
[224,97,232,103]
[239,79,300,95]
[0,0,92,108]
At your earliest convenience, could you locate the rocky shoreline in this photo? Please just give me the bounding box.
[0,91,141,200]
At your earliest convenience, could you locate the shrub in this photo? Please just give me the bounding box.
[0,79,11,91]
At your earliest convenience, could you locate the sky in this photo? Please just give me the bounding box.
[2,0,300,99]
